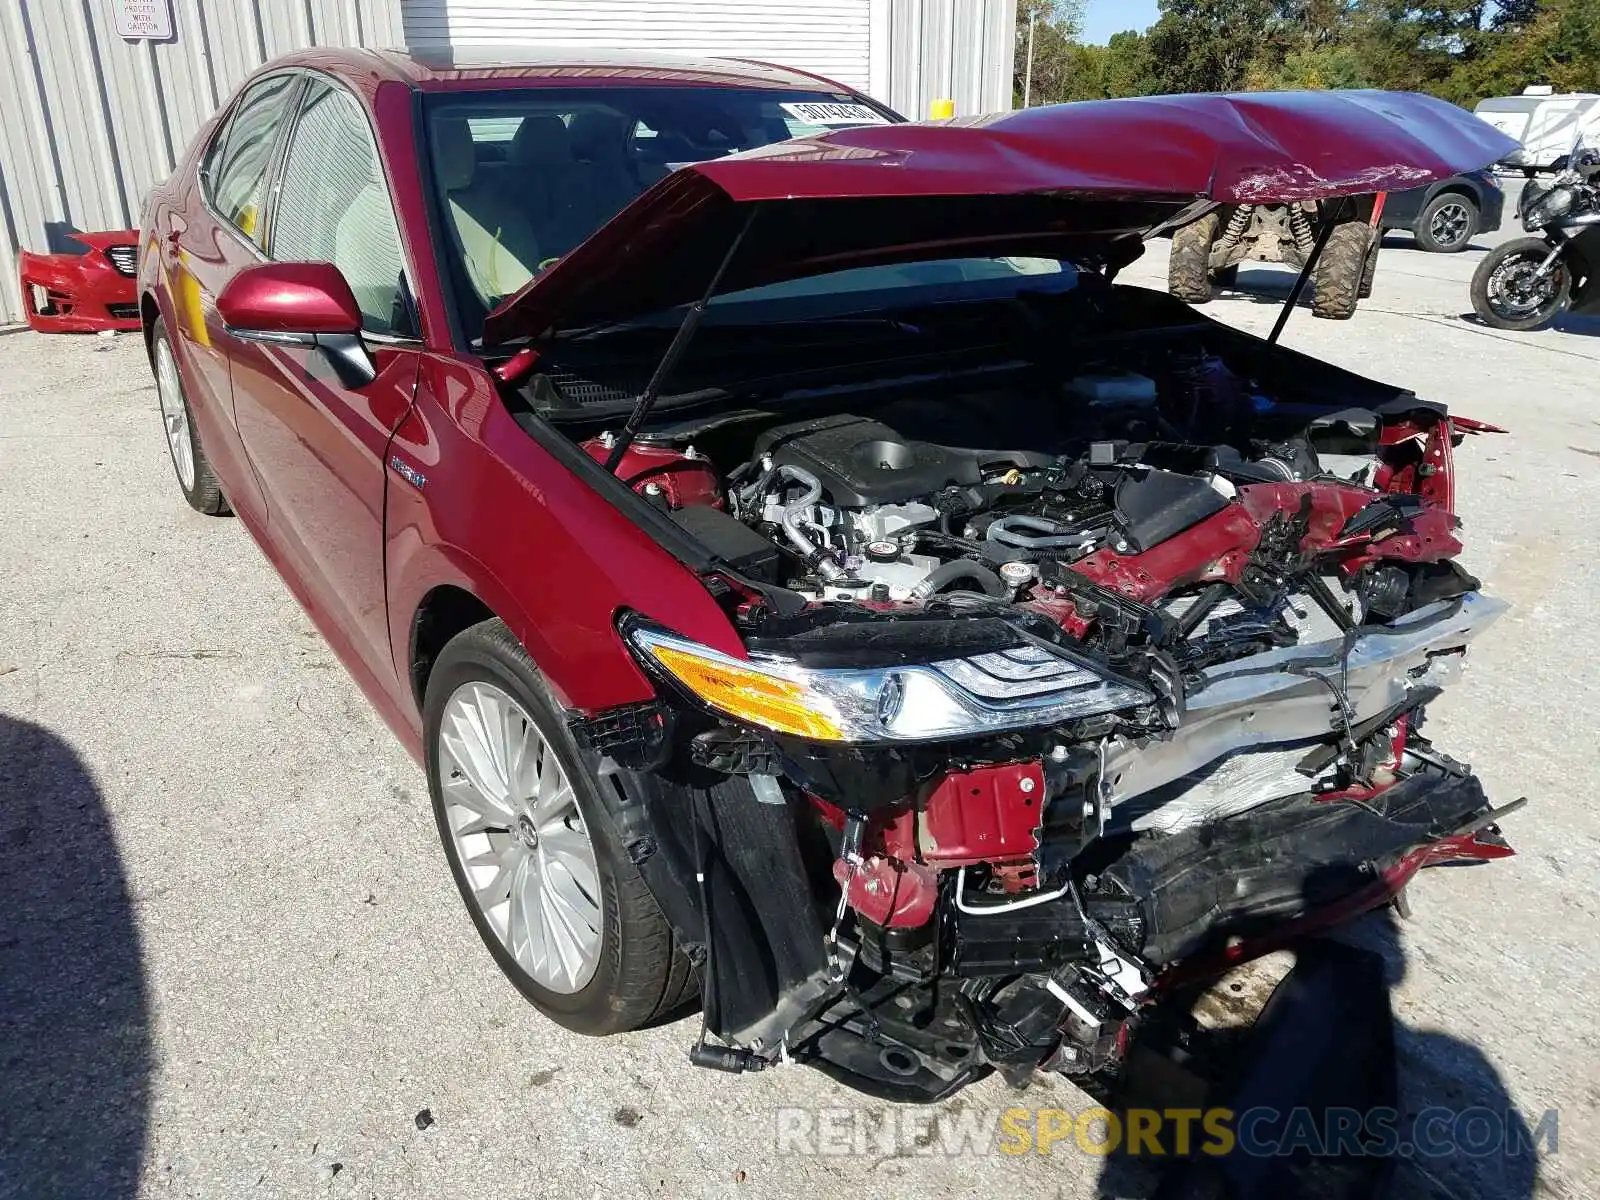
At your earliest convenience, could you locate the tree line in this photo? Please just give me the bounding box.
[1015,0,1600,108]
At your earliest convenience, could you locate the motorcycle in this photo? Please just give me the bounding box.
[1470,131,1600,330]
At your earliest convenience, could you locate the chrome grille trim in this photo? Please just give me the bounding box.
[104,245,137,277]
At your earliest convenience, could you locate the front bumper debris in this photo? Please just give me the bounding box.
[17,231,140,333]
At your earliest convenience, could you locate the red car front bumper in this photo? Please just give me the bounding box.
[17,231,141,333]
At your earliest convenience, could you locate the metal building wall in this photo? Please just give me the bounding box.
[403,0,876,92]
[876,0,1016,121]
[0,0,403,324]
[398,0,1015,122]
[0,0,1014,325]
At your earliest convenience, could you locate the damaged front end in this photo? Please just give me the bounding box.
[17,231,141,333]
[499,90,1523,1099]
[570,396,1518,1102]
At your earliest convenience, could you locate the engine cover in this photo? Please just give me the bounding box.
[754,414,982,506]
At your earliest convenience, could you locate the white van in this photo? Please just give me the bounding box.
[1474,87,1600,171]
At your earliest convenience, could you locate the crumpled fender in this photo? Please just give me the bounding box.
[17,231,140,333]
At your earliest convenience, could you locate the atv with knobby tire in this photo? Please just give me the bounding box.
[1168,197,1382,319]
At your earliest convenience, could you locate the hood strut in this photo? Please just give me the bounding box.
[1267,197,1351,344]
[604,205,761,473]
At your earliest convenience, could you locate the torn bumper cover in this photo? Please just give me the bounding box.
[17,231,140,333]
[585,587,1519,1102]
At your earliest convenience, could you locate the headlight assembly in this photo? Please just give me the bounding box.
[626,624,1152,744]
[1522,184,1574,230]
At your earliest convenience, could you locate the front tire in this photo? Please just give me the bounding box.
[1415,193,1477,253]
[151,317,229,515]
[1169,212,1221,304]
[1311,221,1372,320]
[1470,237,1570,331]
[424,618,694,1035]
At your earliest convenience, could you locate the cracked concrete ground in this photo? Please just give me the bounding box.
[1,189,1596,1199]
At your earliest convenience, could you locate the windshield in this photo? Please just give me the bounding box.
[423,88,1080,344]
[423,86,896,337]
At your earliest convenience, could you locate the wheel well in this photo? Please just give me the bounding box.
[1431,185,1479,209]
[410,586,496,708]
[140,292,160,361]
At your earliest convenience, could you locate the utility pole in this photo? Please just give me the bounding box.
[1023,12,1037,107]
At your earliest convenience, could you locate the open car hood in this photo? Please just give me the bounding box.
[482,90,1516,345]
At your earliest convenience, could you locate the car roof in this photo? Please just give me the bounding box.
[271,45,854,94]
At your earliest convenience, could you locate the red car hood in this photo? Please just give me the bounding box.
[482,90,1515,345]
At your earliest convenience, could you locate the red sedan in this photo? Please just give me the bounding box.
[140,47,1523,1099]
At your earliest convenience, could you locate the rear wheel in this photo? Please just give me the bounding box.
[424,618,695,1034]
[1415,193,1477,253]
[151,317,228,515]
[1169,213,1221,304]
[1470,237,1570,331]
[1311,221,1371,320]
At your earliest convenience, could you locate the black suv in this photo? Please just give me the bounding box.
[1380,168,1505,252]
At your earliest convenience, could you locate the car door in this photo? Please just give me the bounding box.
[229,75,420,693]
[164,71,302,527]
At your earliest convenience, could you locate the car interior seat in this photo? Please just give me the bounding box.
[431,117,544,305]
[567,110,645,219]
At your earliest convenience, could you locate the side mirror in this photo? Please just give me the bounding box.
[217,262,375,387]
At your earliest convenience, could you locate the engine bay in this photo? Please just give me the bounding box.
[575,338,1476,688]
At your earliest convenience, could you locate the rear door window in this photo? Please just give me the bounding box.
[204,73,298,247]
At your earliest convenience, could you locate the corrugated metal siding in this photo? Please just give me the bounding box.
[880,0,1015,120]
[402,0,875,92]
[0,0,403,324]
[0,0,1014,325]
[399,0,1015,117]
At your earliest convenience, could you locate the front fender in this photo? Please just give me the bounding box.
[386,353,746,731]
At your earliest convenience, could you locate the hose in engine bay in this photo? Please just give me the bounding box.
[775,465,847,581]
[910,559,1007,600]
[985,513,1106,555]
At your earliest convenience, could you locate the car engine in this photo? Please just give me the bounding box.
[731,396,1334,610]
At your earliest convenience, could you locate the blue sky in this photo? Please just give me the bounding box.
[1080,0,1162,44]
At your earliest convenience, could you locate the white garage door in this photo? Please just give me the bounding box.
[401,1,873,93]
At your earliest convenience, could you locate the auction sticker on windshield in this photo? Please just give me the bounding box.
[780,102,890,127]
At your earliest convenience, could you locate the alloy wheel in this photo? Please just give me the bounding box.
[1428,200,1472,249]
[155,339,196,492]
[437,680,603,994]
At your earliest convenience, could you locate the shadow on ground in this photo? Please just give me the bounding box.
[0,714,150,1200]
[1376,233,1498,254]
[1090,905,1541,1200]
[1457,311,1600,338]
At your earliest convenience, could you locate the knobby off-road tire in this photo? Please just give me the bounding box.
[424,618,696,1035]
[1169,212,1221,304]
[1312,222,1373,320]
[150,316,230,515]
[1358,238,1381,300]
